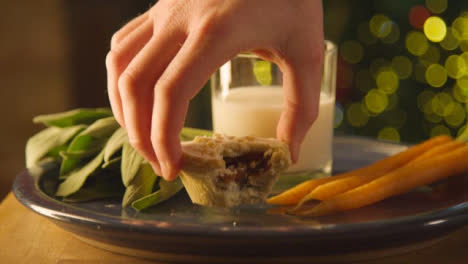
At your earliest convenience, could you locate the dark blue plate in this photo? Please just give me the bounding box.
[13,136,468,263]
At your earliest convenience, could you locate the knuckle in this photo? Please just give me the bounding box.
[128,137,146,152]
[118,71,139,98]
[106,50,126,73]
[110,33,122,50]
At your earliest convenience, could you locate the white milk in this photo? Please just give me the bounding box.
[212,86,334,173]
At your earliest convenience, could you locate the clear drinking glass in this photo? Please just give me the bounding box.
[211,41,338,177]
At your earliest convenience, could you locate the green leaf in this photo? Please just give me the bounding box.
[102,156,122,169]
[25,125,86,168]
[56,151,104,197]
[62,173,125,203]
[103,127,127,164]
[132,177,183,211]
[60,117,119,176]
[60,147,102,160]
[121,142,145,187]
[33,108,113,127]
[122,163,158,207]
[179,127,213,141]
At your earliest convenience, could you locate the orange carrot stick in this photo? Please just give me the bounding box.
[295,144,468,216]
[267,135,452,205]
[296,139,464,204]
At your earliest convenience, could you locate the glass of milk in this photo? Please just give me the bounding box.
[211,41,337,178]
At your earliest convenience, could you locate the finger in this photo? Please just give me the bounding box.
[276,51,324,163]
[151,31,238,180]
[119,27,186,176]
[111,12,149,49]
[106,20,153,127]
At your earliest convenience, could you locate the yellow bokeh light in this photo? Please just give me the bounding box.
[346,102,369,127]
[419,45,441,67]
[430,125,452,137]
[370,58,390,79]
[382,23,400,44]
[425,111,443,123]
[376,70,399,94]
[461,52,468,73]
[355,69,374,93]
[452,84,468,103]
[370,14,392,38]
[445,55,466,79]
[340,40,364,64]
[457,76,468,90]
[440,27,460,51]
[444,102,466,127]
[425,64,447,87]
[452,17,468,40]
[431,92,454,116]
[424,16,447,42]
[358,22,378,45]
[365,89,389,114]
[253,60,272,86]
[417,90,435,112]
[377,127,400,142]
[406,31,429,56]
[461,40,468,52]
[391,56,413,79]
[425,0,448,14]
[414,63,428,83]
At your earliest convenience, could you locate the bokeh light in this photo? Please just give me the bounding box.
[406,31,429,56]
[430,124,452,137]
[444,55,466,79]
[452,17,468,40]
[431,92,454,117]
[452,84,468,103]
[425,63,447,87]
[424,16,447,42]
[382,22,400,44]
[440,27,460,50]
[377,127,400,142]
[391,56,413,79]
[458,125,468,138]
[444,102,466,127]
[340,40,364,64]
[357,22,378,45]
[346,102,369,127]
[370,14,392,38]
[417,90,435,112]
[376,70,399,94]
[370,58,390,78]
[425,0,448,14]
[409,6,431,30]
[365,89,389,113]
[419,45,441,67]
[460,40,468,52]
[253,60,272,86]
[457,76,468,90]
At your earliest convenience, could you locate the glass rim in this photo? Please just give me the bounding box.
[237,40,337,59]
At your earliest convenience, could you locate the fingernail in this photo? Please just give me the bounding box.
[151,163,162,176]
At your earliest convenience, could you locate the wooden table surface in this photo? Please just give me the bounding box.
[1,192,467,264]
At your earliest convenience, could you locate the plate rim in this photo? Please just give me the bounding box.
[12,135,468,239]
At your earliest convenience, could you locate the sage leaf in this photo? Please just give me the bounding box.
[33,108,113,127]
[122,163,157,207]
[26,125,86,168]
[56,151,104,197]
[121,141,145,187]
[60,117,119,176]
[60,147,102,160]
[63,173,125,203]
[180,127,213,141]
[103,127,127,163]
[102,156,121,171]
[132,177,183,211]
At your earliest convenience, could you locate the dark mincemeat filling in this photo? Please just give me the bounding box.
[216,152,271,189]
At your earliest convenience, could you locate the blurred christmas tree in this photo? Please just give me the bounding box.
[328,0,468,143]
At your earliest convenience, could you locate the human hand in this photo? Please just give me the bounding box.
[106,0,324,180]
